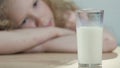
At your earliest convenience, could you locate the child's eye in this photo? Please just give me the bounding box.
[33,0,38,8]
[22,18,28,25]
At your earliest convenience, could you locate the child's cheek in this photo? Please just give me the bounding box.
[65,11,76,30]
[21,20,36,28]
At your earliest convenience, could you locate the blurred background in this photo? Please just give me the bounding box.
[73,0,120,45]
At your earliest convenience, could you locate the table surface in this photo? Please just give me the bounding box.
[0,47,120,68]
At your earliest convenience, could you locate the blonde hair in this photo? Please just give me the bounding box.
[0,0,15,30]
[0,0,78,30]
[44,0,78,27]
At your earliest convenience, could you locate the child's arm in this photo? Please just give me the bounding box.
[103,30,117,52]
[25,35,77,53]
[0,27,75,54]
[26,31,117,53]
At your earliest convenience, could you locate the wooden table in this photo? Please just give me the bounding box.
[0,47,120,68]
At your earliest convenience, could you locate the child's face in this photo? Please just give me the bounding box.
[6,0,55,28]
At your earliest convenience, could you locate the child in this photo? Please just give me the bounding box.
[0,0,117,54]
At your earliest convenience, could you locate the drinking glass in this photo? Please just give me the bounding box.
[76,9,104,68]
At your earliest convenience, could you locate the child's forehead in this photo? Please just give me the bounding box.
[6,0,33,5]
[4,0,34,24]
[6,0,34,9]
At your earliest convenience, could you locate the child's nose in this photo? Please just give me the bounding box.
[29,11,45,27]
[35,17,45,27]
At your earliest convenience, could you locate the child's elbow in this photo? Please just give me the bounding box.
[103,39,118,53]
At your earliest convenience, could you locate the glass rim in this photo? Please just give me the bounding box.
[76,9,104,13]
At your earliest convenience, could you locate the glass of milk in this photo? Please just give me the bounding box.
[76,9,104,68]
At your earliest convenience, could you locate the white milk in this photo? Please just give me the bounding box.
[76,26,103,64]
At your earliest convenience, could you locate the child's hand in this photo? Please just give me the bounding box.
[54,27,75,37]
